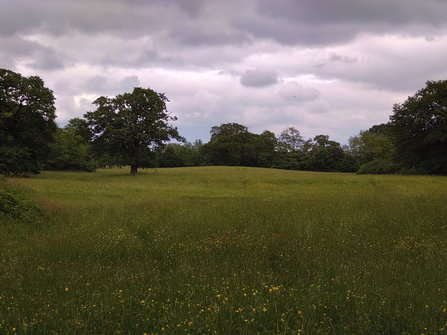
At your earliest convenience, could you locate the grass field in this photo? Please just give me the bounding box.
[1,167,447,334]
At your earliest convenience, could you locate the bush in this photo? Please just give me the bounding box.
[0,181,44,224]
[357,159,399,174]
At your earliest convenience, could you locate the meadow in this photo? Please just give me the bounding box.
[1,166,447,334]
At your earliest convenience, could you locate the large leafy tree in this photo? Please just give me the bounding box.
[0,69,57,176]
[389,80,447,174]
[84,87,183,174]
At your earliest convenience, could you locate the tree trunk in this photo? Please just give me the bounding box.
[130,164,138,174]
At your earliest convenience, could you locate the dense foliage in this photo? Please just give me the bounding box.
[0,69,57,176]
[389,80,447,174]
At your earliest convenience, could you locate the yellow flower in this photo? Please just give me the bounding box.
[65,287,68,291]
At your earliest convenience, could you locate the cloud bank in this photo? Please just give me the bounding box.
[1,0,447,144]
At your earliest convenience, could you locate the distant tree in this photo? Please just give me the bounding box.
[45,127,97,172]
[348,130,394,167]
[309,135,344,172]
[0,69,57,176]
[64,117,93,145]
[277,126,304,152]
[158,144,184,167]
[84,87,184,174]
[255,130,277,167]
[202,123,256,166]
[389,80,447,174]
[368,123,392,137]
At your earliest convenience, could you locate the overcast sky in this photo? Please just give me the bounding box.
[2,0,447,144]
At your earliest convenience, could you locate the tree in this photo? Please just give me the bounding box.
[64,117,93,145]
[45,126,97,172]
[389,80,447,174]
[308,135,344,172]
[348,130,394,166]
[202,123,257,166]
[277,126,304,152]
[84,87,183,174]
[0,69,57,176]
[255,130,277,167]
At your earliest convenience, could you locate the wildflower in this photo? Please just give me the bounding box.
[65,287,68,291]
[263,307,267,312]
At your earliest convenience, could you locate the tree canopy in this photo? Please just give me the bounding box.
[84,87,183,174]
[389,80,447,174]
[202,123,256,166]
[0,69,57,176]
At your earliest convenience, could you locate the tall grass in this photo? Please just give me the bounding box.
[1,167,447,334]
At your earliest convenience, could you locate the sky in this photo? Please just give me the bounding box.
[2,0,447,145]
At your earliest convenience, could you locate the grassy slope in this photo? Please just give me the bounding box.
[1,167,447,334]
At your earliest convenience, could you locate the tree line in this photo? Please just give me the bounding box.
[1,68,447,176]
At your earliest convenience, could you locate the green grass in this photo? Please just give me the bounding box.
[1,167,447,334]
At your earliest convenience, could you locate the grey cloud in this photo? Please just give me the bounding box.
[119,76,141,92]
[0,36,68,71]
[27,47,67,71]
[83,76,108,93]
[100,50,184,69]
[278,82,320,101]
[316,52,358,67]
[0,0,164,37]
[168,26,252,47]
[233,17,357,46]
[257,0,447,27]
[240,69,278,87]
[156,0,206,18]
[244,0,447,46]
[82,75,141,95]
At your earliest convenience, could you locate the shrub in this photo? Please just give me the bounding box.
[357,159,399,174]
[0,181,44,223]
